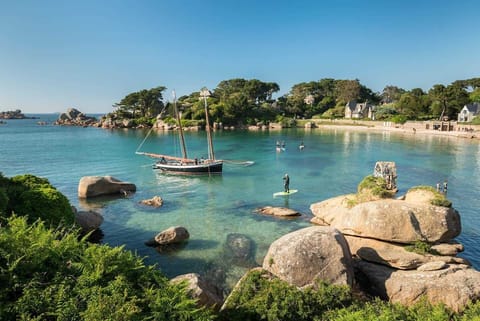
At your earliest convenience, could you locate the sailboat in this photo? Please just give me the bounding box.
[136,89,223,175]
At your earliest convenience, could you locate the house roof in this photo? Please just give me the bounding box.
[465,102,480,114]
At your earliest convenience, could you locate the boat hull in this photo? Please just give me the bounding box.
[153,160,223,174]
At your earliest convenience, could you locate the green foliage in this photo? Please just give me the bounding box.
[322,105,345,118]
[0,216,214,321]
[390,114,408,124]
[431,197,452,208]
[220,269,352,321]
[374,104,398,120]
[114,86,166,119]
[1,174,74,226]
[470,88,480,103]
[132,116,156,126]
[357,175,393,199]
[325,297,453,321]
[405,241,433,255]
[107,77,480,126]
[471,117,480,125]
[456,300,480,321]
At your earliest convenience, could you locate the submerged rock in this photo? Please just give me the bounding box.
[74,209,104,232]
[140,196,163,207]
[255,206,301,217]
[224,233,256,268]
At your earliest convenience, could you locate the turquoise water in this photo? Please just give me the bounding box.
[1,115,479,292]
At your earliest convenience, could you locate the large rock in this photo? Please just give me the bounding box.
[309,194,354,226]
[78,176,136,198]
[404,188,438,205]
[356,260,480,312]
[262,226,354,288]
[155,226,190,245]
[170,273,223,310]
[310,198,461,244]
[345,235,469,270]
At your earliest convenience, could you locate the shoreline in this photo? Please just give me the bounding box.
[313,123,479,141]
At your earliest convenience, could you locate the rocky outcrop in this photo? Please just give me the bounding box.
[356,260,480,312]
[0,109,33,119]
[345,235,468,270]
[262,226,354,288]
[255,206,301,217]
[310,198,461,244]
[55,108,98,126]
[78,176,136,198]
[309,183,478,311]
[170,273,224,310]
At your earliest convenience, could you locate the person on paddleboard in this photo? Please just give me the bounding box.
[283,173,290,193]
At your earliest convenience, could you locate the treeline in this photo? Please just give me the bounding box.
[2,172,480,320]
[111,77,480,126]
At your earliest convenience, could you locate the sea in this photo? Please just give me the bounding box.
[1,114,479,292]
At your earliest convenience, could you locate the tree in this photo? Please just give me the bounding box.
[470,88,480,103]
[335,79,362,105]
[397,93,422,119]
[381,85,405,103]
[445,83,470,118]
[428,84,448,120]
[212,78,280,125]
[114,86,166,119]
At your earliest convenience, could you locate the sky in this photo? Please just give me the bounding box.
[1,0,479,113]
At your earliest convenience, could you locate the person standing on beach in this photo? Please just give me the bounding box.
[443,180,448,194]
[283,173,290,193]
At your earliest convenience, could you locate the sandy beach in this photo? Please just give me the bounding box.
[311,120,480,141]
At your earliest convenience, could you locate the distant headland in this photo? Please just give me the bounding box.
[0,109,38,119]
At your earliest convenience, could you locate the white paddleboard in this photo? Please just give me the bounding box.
[273,189,298,197]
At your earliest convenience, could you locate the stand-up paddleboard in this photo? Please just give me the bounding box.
[273,189,298,197]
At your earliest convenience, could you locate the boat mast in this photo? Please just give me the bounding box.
[173,90,188,159]
[200,88,215,160]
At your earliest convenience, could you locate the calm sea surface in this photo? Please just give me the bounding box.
[1,114,479,292]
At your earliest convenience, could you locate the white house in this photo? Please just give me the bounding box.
[345,101,375,119]
[457,103,480,122]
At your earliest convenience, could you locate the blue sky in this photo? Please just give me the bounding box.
[1,0,479,113]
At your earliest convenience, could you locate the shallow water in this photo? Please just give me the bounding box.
[1,115,479,292]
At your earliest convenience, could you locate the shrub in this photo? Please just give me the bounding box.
[220,269,352,321]
[3,174,74,226]
[325,298,453,321]
[390,115,408,124]
[405,241,433,255]
[0,216,214,321]
[357,175,394,200]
